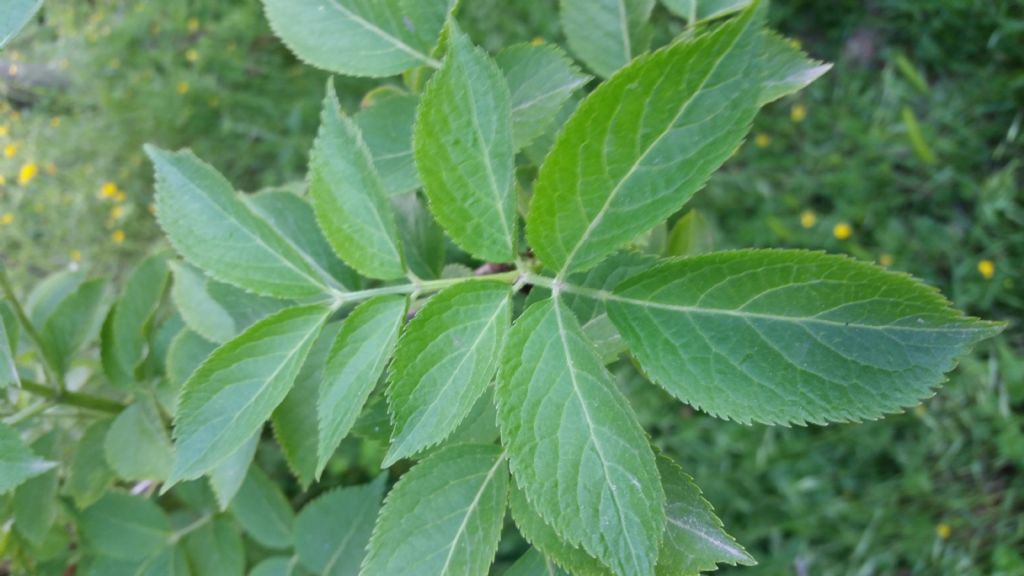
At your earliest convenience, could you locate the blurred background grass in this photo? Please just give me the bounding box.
[1,0,1021,574]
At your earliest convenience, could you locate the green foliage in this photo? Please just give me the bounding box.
[0,1,1009,575]
[0,0,40,48]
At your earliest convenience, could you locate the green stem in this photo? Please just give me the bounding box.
[332,269,522,310]
[524,272,610,301]
[19,379,125,414]
[0,267,64,392]
[3,399,51,425]
[170,514,213,544]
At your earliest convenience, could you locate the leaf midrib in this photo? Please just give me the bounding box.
[438,452,506,575]
[325,0,441,68]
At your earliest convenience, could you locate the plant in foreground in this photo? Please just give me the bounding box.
[0,1,1003,574]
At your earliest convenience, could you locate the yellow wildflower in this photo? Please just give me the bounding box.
[799,210,816,229]
[185,49,200,63]
[0,175,6,185]
[936,523,951,540]
[112,229,125,244]
[3,143,16,157]
[17,162,38,185]
[110,205,125,220]
[754,133,771,148]
[530,36,545,46]
[791,103,807,123]
[187,17,200,33]
[833,222,852,240]
[977,259,995,280]
[70,250,82,262]
[879,253,894,267]
[100,181,119,199]
[0,212,12,225]
[0,125,8,137]
[177,81,190,95]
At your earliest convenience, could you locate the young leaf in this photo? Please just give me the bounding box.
[506,548,569,576]
[66,418,116,508]
[756,30,832,106]
[105,400,174,482]
[0,421,56,493]
[560,0,654,78]
[528,4,763,276]
[607,250,1005,425]
[13,430,61,546]
[655,456,754,573]
[147,146,331,298]
[295,476,385,576]
[102,254,169,387]
[230,466,295,550]
[661,0,749,23]
[208,432,259,511]
[0,0,42,48]
[79,492,172,561]
[509,483,610,576]
[182,517,245,576]
[310,83,406,280]
[273,322,341,487]
[496,299,665,576]
[414,24,517,263]
[261,0,449,77]
[170,304,330,484]
[384,281,511,465]
[355,92,421,195]
[496,43,591,150]
[317,296,406,476]
[363,445,509,576]
[169,261,239,344]
[0,310,17,388]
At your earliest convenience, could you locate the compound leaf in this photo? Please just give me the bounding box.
[560,0,654,78]
[363,445,508,576]
[607,250,1005,425]
[528,4,763,276]
[415,24,517,263]
[384,281,510,466]
[147,146,330,299]
[311,83,406,280]
[496,299,664,576]
[169,304,330,485]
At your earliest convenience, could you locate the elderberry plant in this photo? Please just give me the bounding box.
[0,0,1004,575]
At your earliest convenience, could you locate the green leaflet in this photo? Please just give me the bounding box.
[607,250,1004,425]
[295,475,385,575]
[414,24,517,263]
[317,296,406,477]
[166,329,217,389]
[664,210,714,257]
[384,281,511,466]
[169,304,330,485]
[363,445,509,576]
[392,192,446,280]
[310,83,406,280]
[655,456,754,574]
[147,146,331,299]
[169,261,237,344]
[102,254,169,387]
[41,278,107,375]
[496,299,664,576]
[183,517,245,576]
[66,418,116,508]
[496,43,591,150]
[756,30,832,106]
[26,268,84,327]
[79,492,172,561]
[355,92,420,195]
[509,483,610,576]
[273,322,341,487]
[560,0,654,78]
[13,430,61,546]
[105,400,174,482]
[661,0,749,23]
[0,0,41,48]
[208,432,259,510]
[230,466,295,550]
[0,308,17,388]
[0,421,55,493]
[528,4,763,276]
[261,0,449,77]
[505,548,569,576]
[138,545,192,576]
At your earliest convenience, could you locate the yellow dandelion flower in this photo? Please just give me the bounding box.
[0,125,8,137]
[100,181,119,199]
[879,253,894,267]
[70,249,82,262]
[0,212,12,225]
[977,259,995,280]
[530,36,545,46]
[4,143,17,157]
[110,205,125,220]
[0,175,6,185]
[185,49,200,63]
[754,132,771,148]
[799,210,816,229]
[112,229,125,244]
[791,103,807,123]
[187,17,200,33]
[17,162,38,185]
[936,523,951,540]
[833,222,852,240]
[177,81,190,95]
